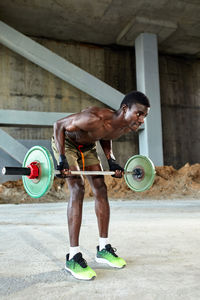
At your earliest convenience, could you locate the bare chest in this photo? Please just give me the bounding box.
[67,125,128,144]
[87,125,129,141]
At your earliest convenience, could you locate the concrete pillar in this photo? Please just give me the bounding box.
[135,33,163,166]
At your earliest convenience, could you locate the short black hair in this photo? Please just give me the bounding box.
[120,91,150,109]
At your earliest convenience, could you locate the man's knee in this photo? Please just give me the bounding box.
[91,176,107,198]
[67,178,85,197]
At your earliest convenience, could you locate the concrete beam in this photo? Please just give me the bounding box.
[0,109,145,129]
[0,21,124,110]
[0,129,28,163]
[135,33,163,166]
[0,110,71,127]
[117,16,177,46]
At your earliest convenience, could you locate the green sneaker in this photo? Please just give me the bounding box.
[95,244,126,269]
[65,252,96,281]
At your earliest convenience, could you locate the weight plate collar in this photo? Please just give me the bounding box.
[22,146,54,198]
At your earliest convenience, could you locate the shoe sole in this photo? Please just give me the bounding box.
[95,257,126,269]
[65,266,96,281]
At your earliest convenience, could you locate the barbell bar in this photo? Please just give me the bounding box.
[2,167,137,176]
[1,145,156,198]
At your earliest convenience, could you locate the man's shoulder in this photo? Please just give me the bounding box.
[81,106,115,119]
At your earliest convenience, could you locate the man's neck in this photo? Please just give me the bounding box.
[111,108,126,127]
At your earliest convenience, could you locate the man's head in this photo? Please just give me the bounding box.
[120,91,150,109]
[119,91,150,132]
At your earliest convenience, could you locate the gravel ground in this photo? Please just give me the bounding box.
[0,199,200,300]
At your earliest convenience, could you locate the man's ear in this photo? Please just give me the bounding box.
[122,104,128,113]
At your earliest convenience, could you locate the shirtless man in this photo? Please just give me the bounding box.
[52,90,150,280]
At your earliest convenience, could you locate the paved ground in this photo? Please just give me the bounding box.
[0,199,200,300]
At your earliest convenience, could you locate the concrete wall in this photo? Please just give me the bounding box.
[0,38,199,171]
[159,55,200,168]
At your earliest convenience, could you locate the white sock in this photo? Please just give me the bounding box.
[69,246,80,260]
[99,237,109,251]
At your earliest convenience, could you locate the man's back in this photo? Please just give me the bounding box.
[56,106,128,145]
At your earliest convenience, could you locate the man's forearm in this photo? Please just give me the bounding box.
[53,122,66,155]
[99,139,115,160]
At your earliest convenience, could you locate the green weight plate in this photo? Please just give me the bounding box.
[22,146,54,198]
[124,155,156,192]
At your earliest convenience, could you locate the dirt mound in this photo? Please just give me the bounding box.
[0,163,200,204]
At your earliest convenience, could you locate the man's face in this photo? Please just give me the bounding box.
[123,103,150,132]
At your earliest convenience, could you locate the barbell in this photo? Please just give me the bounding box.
[1,145,156,198]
